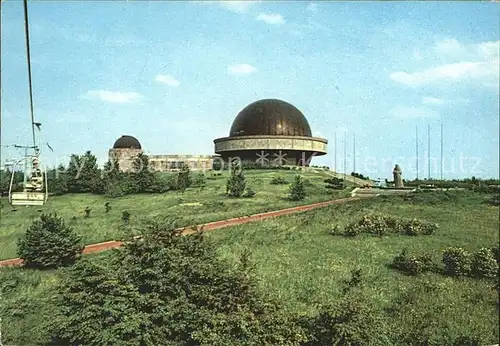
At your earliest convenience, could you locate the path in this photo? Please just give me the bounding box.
[0,195,371,268]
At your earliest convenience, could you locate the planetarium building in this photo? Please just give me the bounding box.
[213,99,328,166]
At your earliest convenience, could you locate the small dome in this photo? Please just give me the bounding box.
[229,99,312,137]
[113,135,142,149]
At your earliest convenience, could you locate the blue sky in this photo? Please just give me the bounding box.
[1,1,499,179]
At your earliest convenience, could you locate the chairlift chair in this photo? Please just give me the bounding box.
[8,155,48,206]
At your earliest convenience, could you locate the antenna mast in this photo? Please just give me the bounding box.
[343,131,347,177]
[427,124,431,180]
[353,132,356,173]
[334,131,337,172]
[440,123,443,182]
[416,126,419,180]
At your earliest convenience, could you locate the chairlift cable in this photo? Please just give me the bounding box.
[23,0,37,150]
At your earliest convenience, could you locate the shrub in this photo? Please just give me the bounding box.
[226,165,246,197]
[17,213,83,269]
[49,219,307,345]
[242,188,256,198]
[324,177,344,190]
[443,247,471,277]
[270,176,289,185]
[176,164,192,192]
[84,207,91,218]
[289,175,306,201]
[329,225,342,236]
[391,249,435,276]
[104,202,111,213]
[122,211,130,223]
[470,248,499,279]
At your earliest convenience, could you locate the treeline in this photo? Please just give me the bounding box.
[14,150,202,198]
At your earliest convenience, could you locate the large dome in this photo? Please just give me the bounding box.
[229,99,312,137]
[113,135,142,149]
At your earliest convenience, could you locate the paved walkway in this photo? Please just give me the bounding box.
[0,195,369,268]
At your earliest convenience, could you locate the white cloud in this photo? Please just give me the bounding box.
[389,59,499,87]
[218,1,260,13]
[155,74,180,87]
[390,39,499,88]
[83,90,144,103]
[256,13,285,25]
[422,96,445,105]
[390,105,439,119]
[434,39,499,61]
[306,3,319,12]
[227,63,257,76]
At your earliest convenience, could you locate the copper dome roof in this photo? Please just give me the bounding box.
[229,99,312,137]
[113,135,142,149]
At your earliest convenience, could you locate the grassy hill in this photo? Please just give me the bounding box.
[0,169,353,260]
[0,189,498,344]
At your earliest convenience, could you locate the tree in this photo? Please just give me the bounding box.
[176,164,192,192]
[48,219,307,345]
[289,175,306,201]
[130,153,155,193]
[226,164,246,197]
[66,151,102,193]
[47,164,68,196]
[17,213,84,269]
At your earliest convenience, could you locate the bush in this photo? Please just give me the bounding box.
[289,175,306,201]
[470,248,499,279]
[443,247,471,277]
[84,207,91,218]
[176,164,192,192]
[17,213,83,269]
[324,177,345,190]
[392,249,435,276]
[48,219,307,345]
[122,211,131,223]
[270,176,289,185]
[226,165,246,197]
[242,188,256,198]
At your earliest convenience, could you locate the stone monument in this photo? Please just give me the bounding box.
[393,164,404,188]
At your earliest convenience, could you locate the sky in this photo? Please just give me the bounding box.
[1,1,499,180]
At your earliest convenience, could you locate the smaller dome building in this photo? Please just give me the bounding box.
[214,99,327,166]
[108,135,217,172]
[108,135,143,172]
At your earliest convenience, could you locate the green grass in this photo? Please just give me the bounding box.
[0,170,351,260]
[1,189,498,344]
[206,191,499,343]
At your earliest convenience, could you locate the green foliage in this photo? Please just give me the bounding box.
[351,172,370,180]
[242,187,256,198]
[149,173,173,193]
[342,214,439,237]
[443,247,471,277]
[270,176,289,185]
[66,151,101,193]
[289,175,306,201]
[48,219,307,345]
[176,164,193,192]
[84,207,91,218]
[104,202,111,213]
[226,165,247,197]
[121,211,130,223]
[131,153,155,193]
[391,249,435,276]
[470,248,499,279]
[324,177,345,190]
[47,164,68,196]
[301,292,386,346]
[193,172,206,191]
[16,213,83,269]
